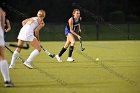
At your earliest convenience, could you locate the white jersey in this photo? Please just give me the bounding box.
[0,16,5,46]
[18,17,39,41]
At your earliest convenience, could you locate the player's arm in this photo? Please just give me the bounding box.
[34,21,45,41]
[22,18,29,26]
[78,24,81,32]
[5,19,11,32]
[69,18,81,40]
[0,9,5,31]
[22,18,33,26]
[78,17,82,32]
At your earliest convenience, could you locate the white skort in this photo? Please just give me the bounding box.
[17,25,36,42]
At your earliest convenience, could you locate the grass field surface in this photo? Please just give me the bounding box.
[0,41,140,93]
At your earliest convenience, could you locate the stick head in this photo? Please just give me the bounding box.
[81,48,85,51]
[49,54,55,58]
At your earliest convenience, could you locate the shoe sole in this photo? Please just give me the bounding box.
[55,56,62,62]
[23,63,33,69]
[67,60,75,62]
[9,67,14,69]
[9,65,14,69]
[5,84,14,87]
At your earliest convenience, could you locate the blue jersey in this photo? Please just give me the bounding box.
[65,16,81,36]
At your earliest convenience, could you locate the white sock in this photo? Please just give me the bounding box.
[10,50,19,66]
[26,49,39,63]
[0,60,10,82]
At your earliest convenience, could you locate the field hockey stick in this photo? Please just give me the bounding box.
[6,43,29,49]
[40,45,55,58]
[5,46,25,63]
[78,31,85,51]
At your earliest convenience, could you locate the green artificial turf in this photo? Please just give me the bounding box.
[0,41,140,93]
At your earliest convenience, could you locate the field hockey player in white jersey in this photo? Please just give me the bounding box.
[0,7,14,87]
[9,10,46,69]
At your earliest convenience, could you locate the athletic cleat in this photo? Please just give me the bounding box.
[4,81,14,87]
[23,61,33,69]
[9,65,14,69]
[67,57,74,62]
[55,55,62,62]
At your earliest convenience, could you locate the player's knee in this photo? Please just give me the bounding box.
[16,48,21,53]
[71,41,75,46]
[64,45,69,49]
[37,48,41,52]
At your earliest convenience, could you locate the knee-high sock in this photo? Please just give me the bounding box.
[68,46,74,57]
[0,60,10,82]
[10,50,19,66]
[26,49,39,63]
[58,47,67,57]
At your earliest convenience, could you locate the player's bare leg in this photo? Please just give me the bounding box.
[23,38,41,69]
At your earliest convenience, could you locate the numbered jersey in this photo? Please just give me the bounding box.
[65,16,81,36]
